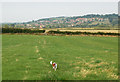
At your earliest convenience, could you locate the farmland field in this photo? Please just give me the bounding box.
[59,30,118,33]
[2,35,118,80]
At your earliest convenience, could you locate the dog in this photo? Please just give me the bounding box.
[50,61,57,71]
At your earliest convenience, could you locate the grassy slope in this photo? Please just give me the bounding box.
[2,35,118,80]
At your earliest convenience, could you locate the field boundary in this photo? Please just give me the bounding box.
[1,28,119,37]
[2,33,119,37]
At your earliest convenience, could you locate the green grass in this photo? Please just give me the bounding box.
[2,35,118,80]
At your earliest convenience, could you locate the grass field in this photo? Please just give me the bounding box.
[2,35,118,80]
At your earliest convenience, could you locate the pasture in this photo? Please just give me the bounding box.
[2,35,118,80]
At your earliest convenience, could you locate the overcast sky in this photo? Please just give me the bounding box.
[1,2,118,23]
[0,0,119,2]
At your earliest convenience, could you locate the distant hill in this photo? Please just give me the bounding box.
[2,14,118,29]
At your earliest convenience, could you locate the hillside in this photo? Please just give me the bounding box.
[2,14,118,29]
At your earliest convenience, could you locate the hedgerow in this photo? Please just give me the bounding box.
[48,30,119,36]
[2,28,45,33]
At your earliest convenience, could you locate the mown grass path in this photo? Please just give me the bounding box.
[2,35,118,80]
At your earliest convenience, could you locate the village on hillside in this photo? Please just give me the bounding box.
[1,14,118,29]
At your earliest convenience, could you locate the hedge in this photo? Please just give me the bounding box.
[48,30,119,36]
[2,28,119,36]
[2,28,45,33]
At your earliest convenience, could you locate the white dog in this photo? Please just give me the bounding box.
[50,61,57,71]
